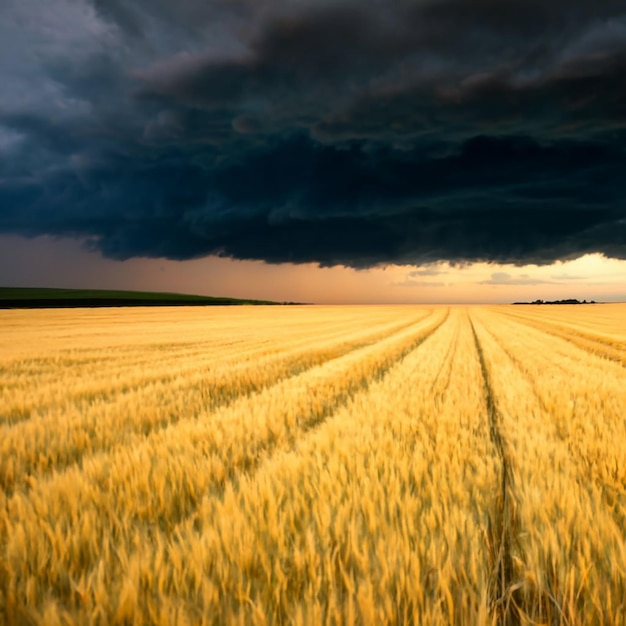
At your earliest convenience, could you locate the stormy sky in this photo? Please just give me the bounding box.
[1,0,625,298]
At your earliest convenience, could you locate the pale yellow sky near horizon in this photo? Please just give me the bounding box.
[1,235,625,304]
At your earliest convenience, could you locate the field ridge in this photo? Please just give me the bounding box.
[0,286,284,308]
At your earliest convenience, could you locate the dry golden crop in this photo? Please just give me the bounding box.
[1,304,625,625]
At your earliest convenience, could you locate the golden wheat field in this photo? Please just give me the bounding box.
[1,304,625,626]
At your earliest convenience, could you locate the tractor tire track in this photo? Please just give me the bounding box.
[1,315,428,427]
[478,312,626,535]
[144,308,451,531]
[429,311,460,404]
[470,317,523,626]
[0,314,434,495]
[129,307,455,589]
[501,311,626,368]
[3,310,451,575]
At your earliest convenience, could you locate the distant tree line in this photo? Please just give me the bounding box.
[512,299,596,305]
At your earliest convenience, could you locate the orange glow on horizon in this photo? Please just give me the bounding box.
[1,235,625,304]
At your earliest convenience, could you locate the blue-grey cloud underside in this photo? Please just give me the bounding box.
[1,0,625,267]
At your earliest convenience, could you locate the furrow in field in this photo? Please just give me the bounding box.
[1,306,426,360]
[1,309,450,618]
[470,321,556,417]
[143,308,496,625]
[482,307,626,381]
[1,312,426,426]
[501,309,626,367]
[192,309,448,490]
[1,341,270,426]
[469,315,523,626]
[429,311,460,404]
[1,307,412,401]
[144,309,461,551]
[3,309,502,625]
[471,310,626,625]
[474,308,626,520]
[0,312,433,494]
[1,341,263,417]
[504,305,626,338]
[3,337,246,377]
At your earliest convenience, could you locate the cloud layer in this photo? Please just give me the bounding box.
[1,0,625,267]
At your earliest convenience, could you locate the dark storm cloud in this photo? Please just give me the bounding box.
[1,0,626,267]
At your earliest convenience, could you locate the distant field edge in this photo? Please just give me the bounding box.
[0,287,298,308]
